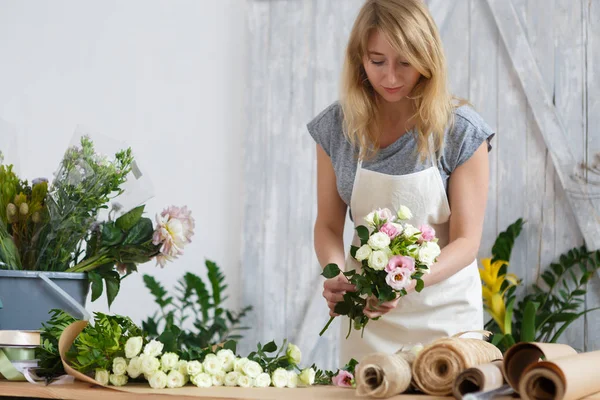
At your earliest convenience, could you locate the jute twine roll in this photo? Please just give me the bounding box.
[355,350,416,398]
[412,334,503,396]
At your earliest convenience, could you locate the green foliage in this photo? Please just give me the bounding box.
[312,358,359,385]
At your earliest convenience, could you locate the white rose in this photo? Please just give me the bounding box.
[148,371,168,389]
[125,336,143,358]
[212,371,226,387]
[143,340,164,358]
[193,372,213,388]
[109,373,128,387]
[287,371,299,388]
[95,369,109,386]
[368,250,389,271]
[368,232,391,250]
[254,372,271,388]
[397,205,413,220]
[237,374,253,388]
[418,241,441,266]
[234,357,249,373]
[299,368,316,386]
[161,352,179,372]
[126,357,142,379]
[186,360,203,376]
[391,222,404,235]
[175,360,189,381]
[355,244,372,262]
[364,211,376,226]
[242,360,263,378]
[286,344,301,365]
[406,244,419,257]
[403,224,421,239]
[272,368,288,388]
[140,354,161,375]
[216,349,236,372]
[167,370,186,388]
[225,371,241,387]
[112,357,128,376]
[203,354,223,375]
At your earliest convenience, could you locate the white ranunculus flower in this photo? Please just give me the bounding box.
[242,360,263,378]
[95,369,109,386]
[143,340,164,358]
[166,370,185,388]
[225,371,241,387]
[203,354,223,375]
[161,352,180,372]
[216,349,236,372]
[126,357,142,379]
[286,344,302,365]
[397,205,413,220]
[193,372,213,388]
[299,368,316,386]
[112,357,128,376]
[234,357,249,373]
[418,241,441,267]
[237,374,253,388]
[149,371,168,389]
[212,371,226,387]
[286,371,299,388]
[272,368,289,388]
[254,372,271,388]
[124,336,143,358]
[403,224,421,239]
[368,232,391,250]
[109,373,128,387]
[355,244,372,262]
[187,360,203,376]
[140,354,161,375]
[368,250,389,271]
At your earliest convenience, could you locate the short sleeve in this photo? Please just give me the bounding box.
[442,106,495,173]
[306,102,342,157]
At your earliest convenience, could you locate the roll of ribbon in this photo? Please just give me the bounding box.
[0,347,35,381]
[0,330,40,347]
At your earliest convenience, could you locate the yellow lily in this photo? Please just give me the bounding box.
[479,258,520,334]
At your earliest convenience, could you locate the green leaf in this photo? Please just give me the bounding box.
[101,223,123,247]
[104,272,121,308]
[262,341,277,353]
[504,297,516,335]
[223,340,237,353]
[333,301,351,315]
[491,218,525,263]
[350,246,359,259]
[521,301,538,342]
[322,264,341,279]
[89,271,103,302]
[572,289,586,297]
[356,226,369,244]
[115,205,145,231]
[123,218,154,245]
[143,274,172,308]
[491,333,505,347]
[415,279,424,292]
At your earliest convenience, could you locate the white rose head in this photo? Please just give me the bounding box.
[193,372,213,388]
[148,371,168,389]
[212,371,226,387]
[299,368,316,386]
[286,344,302,365]
[254,372,271,388]
[271,368,289,388]
[234,357,249,373]
[143,340,164,358]
[202,354,224,375]
[186,360,203,376]
[175,360,189,378]
[109,373,128,387]
[237,374,254,388]
[167,370,186,388]
[94,369,109,386]
[397,205,413,220]
[402,224,421,240]
[355,244,372,262]
[418,241,441,267]
[124,336,143,358]
[364,211,376,226]
[225,371,241,387]
[376,208,395,222]
[160,352,180,372]
[286,371,299,388]
[242,360,263,378]
[216,349,236,372]
[139,354,161,375]
[368,250,389,271]
[112,357,128,376]
[126,357,142,379]
[367,232,391,250]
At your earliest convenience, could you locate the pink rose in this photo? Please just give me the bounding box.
[385,255,415,273]
[419,224,436,242]
[385,267,412,291]
[332,370,354,387]
[380,222,400,239]
[376,208,394,222]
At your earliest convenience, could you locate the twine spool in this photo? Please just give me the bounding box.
[355,351,416,398]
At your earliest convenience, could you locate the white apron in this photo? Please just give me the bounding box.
[339,138,484,364]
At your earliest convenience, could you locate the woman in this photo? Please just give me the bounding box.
[307,0,494,364]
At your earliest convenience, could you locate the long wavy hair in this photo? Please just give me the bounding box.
[341,0,457,160]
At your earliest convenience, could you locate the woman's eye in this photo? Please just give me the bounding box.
[370,60,384,66]
[400,62,411,67]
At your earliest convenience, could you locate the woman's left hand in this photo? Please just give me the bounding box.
[363,295,400,318]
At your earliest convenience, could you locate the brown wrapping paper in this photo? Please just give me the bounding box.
[355,351,416,398]
[452,360,505,399]
[502,342,577,392]
[519,350,600,400]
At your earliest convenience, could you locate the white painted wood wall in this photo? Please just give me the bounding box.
[241,0,600,369]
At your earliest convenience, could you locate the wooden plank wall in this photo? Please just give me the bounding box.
[242,0,600,369]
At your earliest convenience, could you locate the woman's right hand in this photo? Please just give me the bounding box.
[323,273,356,317]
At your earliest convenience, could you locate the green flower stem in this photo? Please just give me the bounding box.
[65,252,112,273]
[319,316,335,337]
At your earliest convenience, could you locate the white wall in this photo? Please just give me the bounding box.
[0,0,247,324]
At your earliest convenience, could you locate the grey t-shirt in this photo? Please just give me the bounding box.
[307,102,495,216]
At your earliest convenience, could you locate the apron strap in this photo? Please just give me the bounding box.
[427,134,437,169]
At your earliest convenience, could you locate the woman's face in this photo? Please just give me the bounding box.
[362,30,422,103]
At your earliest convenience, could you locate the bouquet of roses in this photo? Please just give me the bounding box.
[319,206,441,338]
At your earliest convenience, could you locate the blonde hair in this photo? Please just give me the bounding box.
[341,0,457,160]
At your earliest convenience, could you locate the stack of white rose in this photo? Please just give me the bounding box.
[94,338,316,389]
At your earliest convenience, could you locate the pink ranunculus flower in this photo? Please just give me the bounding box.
[152,205,195,267]
[385,267,412,291]
[379,222,401,239]
[376,208,395,222]
[419,224,436,242]
[385,255,416,273]
[332,370,354,387]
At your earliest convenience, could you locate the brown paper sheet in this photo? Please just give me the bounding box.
[453,360,505,399]
[0,330,40,347]
[503,342,576,391]
[519,350,600,400]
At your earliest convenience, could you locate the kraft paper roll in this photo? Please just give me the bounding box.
[355,350,416,398]
[453,360,505,399]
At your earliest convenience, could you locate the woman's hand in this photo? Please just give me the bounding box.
[323,274,356,317]
[363,295,400,318]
